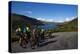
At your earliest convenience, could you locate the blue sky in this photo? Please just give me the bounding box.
[11,1,78,22]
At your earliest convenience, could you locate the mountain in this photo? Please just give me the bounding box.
[11,13,43,31]
[55,17,78,32]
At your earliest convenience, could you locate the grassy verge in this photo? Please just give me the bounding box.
[11,32,19,43]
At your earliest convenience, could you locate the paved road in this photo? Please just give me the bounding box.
[11,32,78,53]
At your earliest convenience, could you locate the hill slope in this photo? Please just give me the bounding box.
[11,13,43,31]
[53,17,78,32]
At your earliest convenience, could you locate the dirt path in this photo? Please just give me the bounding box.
[11,32,78,53]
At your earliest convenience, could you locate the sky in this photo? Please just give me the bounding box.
[10,1,78,22]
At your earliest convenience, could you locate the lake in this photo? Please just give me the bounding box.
[39,23,58,30]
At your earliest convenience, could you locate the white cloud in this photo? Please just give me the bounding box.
[27,11,32,14]
[65,16,76,22]
[55,20,64,23]
[21,10,32,15]
[65,18,70,21]
[37,17,54,22]
[36,16,77,23]
[37,17,64,23]
[37,18,45,21]
[55,16,77,23]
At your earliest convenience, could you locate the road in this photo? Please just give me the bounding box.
[11,32,78,53]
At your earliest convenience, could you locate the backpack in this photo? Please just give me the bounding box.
[18,27,22,32]
[23,27,26,33]
[26,27,30,32]
[16,27,21,36]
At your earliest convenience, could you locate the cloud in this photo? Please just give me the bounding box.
[37,16,76,23]
[22,11,32,14]
[37,17,54,22]
[65,16,76,22]
[37,17,65,23]
[37,18,45,21]
[65,18,70,21]
[27,11,32,14]
[56,20,64,23]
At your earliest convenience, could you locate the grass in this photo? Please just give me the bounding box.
[11,32,19,42]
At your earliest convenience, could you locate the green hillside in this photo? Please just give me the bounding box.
[11,13,43,32]
[53,17,78,32]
